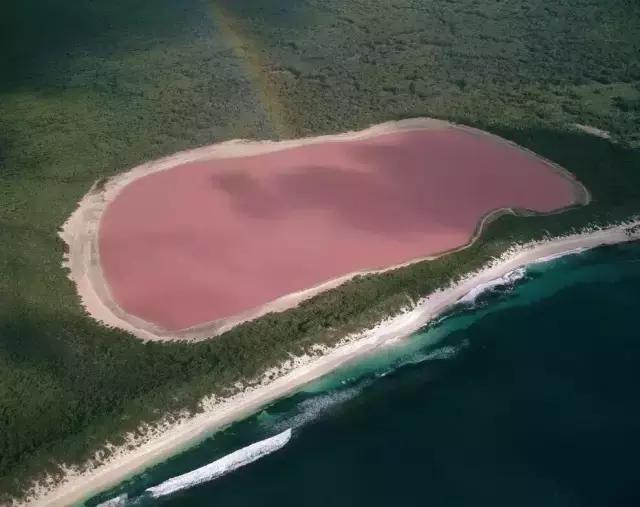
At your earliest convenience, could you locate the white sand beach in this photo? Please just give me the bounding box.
[26,220,639,507]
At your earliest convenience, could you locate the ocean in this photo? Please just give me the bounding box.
[89,240,640,507]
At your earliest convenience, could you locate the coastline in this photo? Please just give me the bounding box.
[60,117,589,342]
[28,220,639,507]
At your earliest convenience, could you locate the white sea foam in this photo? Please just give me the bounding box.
[400,340,470,368]
[532,246,587,265]
[144,429,292,498]
[268,386,364,433]
[421,340,470,361]
[457,267,527,305]
[96,493,127,506]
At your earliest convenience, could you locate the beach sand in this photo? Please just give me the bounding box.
[27,220,639,507]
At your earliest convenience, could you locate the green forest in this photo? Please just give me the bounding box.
[1,0,639,501]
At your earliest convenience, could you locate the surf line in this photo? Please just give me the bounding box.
[144,428,293,498]
[208,1,292,139]
[455,245,591,306]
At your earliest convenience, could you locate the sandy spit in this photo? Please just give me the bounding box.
[60,117,589,342]
[24,220,639,507]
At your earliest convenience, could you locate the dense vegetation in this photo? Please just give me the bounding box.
[1,0,639,501]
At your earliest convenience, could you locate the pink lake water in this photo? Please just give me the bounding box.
[99,128,578,331]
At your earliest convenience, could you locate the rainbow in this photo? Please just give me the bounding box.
[208,1,291,138]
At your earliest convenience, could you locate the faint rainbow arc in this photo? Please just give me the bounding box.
[208,2,291,139]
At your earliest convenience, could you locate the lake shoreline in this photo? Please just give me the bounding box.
[59,117,588,342]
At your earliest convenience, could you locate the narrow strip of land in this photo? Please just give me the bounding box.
[34,222,638,507]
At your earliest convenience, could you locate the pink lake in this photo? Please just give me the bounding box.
[99,128,579,331]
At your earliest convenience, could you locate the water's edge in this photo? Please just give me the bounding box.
[87,238,640,506]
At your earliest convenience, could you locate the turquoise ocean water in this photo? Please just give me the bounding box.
[90,240,640,507]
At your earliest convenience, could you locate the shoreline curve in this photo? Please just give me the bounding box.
[31,222,639,507]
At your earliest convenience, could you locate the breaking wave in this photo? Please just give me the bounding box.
[145,429,292,498]
[261,384,367,433]
[399,339,470,368]
[418,340,470,361]
[96,493,128,506]
[532,247,587,265]
[457,267,527,305]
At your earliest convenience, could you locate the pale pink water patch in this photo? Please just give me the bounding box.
[99,128,578,331]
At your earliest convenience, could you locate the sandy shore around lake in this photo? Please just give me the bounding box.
[60,117,590,342]
[28,220,638,507]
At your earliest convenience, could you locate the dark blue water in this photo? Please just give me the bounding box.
[90,241,640,507]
